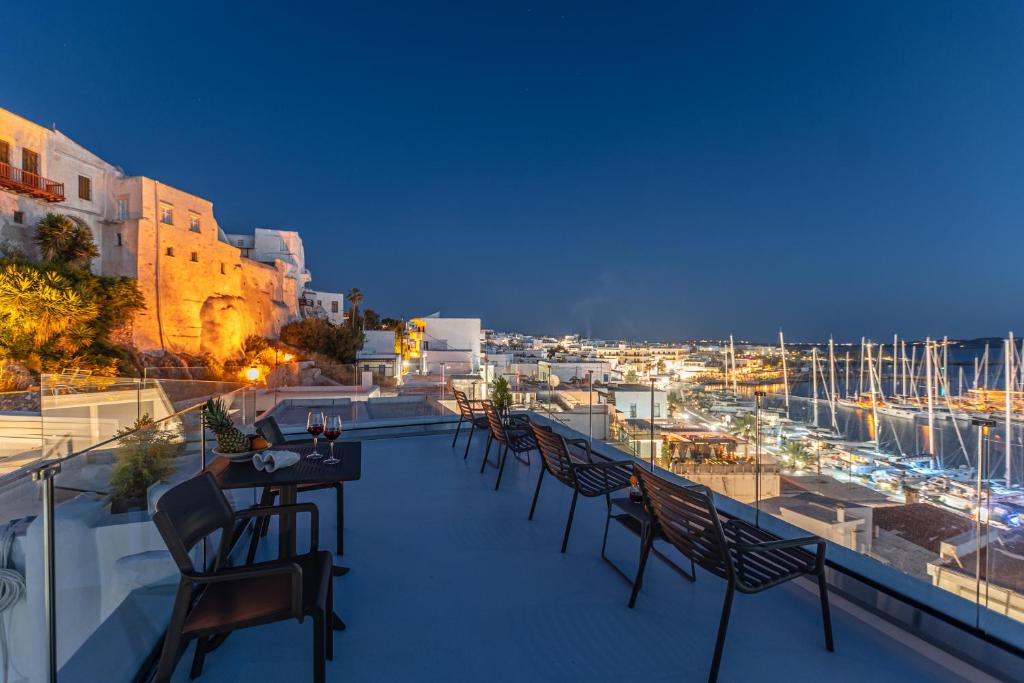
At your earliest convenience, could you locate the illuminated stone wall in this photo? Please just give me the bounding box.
[106,176,299,359]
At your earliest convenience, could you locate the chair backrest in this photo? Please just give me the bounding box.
[529,423,576,485]
[255,415,286,446]
[154,472,235,575]
[482,401,508,445]
[452,389,475,420]
[634,465,732,581]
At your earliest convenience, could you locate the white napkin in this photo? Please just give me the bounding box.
[252,450,300,472]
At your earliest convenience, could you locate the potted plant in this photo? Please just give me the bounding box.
[109,415,179,513]
[490,376,513,416]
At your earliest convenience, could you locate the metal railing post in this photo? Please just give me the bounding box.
[33,462,61,683]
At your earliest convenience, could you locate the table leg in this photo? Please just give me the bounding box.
[279,485,297,558]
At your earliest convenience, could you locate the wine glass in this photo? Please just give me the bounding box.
[306,411,325,460]
[324,415,343,464]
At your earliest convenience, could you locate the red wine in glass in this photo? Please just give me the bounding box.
[324,415,343,464]
[306,411,325,459]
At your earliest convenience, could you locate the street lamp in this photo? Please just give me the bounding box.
[246,365,260,426]
[972,416,996,620]
[754,390,766,525]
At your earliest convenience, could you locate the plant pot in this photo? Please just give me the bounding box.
[110,496,146,514]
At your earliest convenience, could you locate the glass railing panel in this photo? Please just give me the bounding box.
[0,385,44,475]
[646,378,1024,649]
[0,470,44,682]
[51,403,209,682]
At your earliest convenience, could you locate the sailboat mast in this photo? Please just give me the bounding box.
[811,347,819,426]
[925,338,936,457]
[942,336,949,395]
[729,334,738,394]
[1008,334,1015,487]
[845,352,851,399]
[866,342,880,448]
[858,337,866,398]
[779,330,790,416]
[901,340,909,398]
[893,334,899,398]
[877,343,886,402]
[828,337,838,432]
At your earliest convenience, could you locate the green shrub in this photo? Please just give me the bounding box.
[109,415,179,505]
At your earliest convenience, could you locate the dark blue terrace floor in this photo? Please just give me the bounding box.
[171,433,995,682]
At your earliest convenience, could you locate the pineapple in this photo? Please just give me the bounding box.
[202,398,251,453]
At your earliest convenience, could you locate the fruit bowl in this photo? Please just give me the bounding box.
[212,447,268,463]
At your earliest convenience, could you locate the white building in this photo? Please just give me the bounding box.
[538,359,614,384]
[413,315,482,374]
[357,330,402,383]
[0,106,122,274]
[301,288,346,325]
[601,384,669,420]
[224,227,312,289]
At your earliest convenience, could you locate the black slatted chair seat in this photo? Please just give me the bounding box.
[451,389,492,460]
[184,551,333,636]
[573,461,633,497]
[152,472,335,683]
[723,519,817,591]
[630,465,833,683]
[528,423,634,553]
[480,402,538,490]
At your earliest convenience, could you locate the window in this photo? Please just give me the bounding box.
[116,232,122,246]
[0,140,9,165]
[13,211,23,224]
[78,175,92,201]
[331,301,339,313]
[22,149,39,175]
[236,239,244,246]
[629,403,638,419]
[220,263,226,275]
[189,212,201,233]
[653,403,661,418]
[116,197,129,220]
[165,247,174,257]
[317,299,322,306]
[160,203,174,225]
[190,251,199,262]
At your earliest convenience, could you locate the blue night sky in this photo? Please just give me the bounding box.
[5,2,1024,342]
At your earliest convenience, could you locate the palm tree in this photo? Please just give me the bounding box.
[346,288,363,329]
[35,213,99,268]
[780,441,812,470]
[727,413,756,441]
[0,264,98,346]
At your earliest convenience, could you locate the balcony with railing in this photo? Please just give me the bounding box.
[0,374,1018,682]
[0,161,65,202]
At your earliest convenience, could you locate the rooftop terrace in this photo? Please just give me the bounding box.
[163,432,992,682]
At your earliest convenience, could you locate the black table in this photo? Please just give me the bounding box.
[604,495,696,586]
[205,441,362,560]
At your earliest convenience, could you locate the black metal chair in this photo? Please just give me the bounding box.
[479,401,537,490]
[528,423,633,553]
[630,465,833,683]
[152,472,335,683]
[451,388,490,459]
[250,415,347,558]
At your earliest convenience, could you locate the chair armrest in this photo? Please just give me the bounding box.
[566,438,595,463]
[187,563,303,617]
[576,459,632,472]
[235,503,320,552]
[733,535,826,569]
